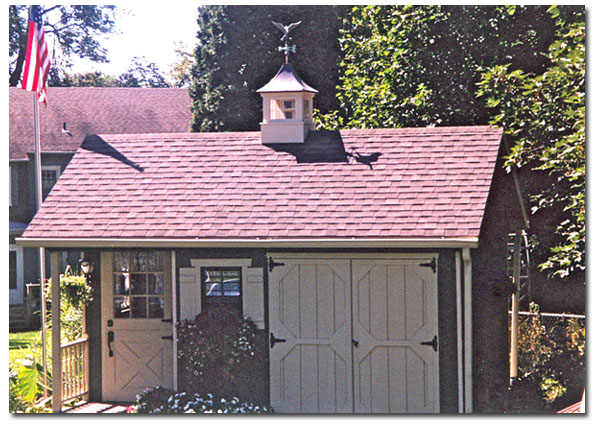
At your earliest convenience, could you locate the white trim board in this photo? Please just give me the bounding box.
[17,237,479,249]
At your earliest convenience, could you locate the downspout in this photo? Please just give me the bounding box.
[171,251,178,392]
[462,248,473,413]
[455,251,464,413]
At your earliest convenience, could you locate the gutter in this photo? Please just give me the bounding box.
[16,237,479,249]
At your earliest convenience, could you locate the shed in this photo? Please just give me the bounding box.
[18,64,527,413]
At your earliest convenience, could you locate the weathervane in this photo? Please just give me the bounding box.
[272,20,302,63]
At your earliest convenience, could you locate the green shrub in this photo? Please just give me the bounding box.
[176,306,267,403]
[514,302,585,408]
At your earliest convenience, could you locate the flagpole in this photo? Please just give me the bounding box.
[33,93,48,399]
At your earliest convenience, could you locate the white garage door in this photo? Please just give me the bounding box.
[268,253,439,414]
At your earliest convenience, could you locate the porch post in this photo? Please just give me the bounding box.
[50,251,62,413]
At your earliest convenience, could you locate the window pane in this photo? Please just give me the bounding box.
[114,296,130,319]
[130,273,147,295]
[205,282,222,297]
[147,251,163,272]
[132,251,146,272]
[148,297,164,318]
[131,297,147,318]
[283,100,294,109]
[114,252,129,272]
[148,273,164,295]
[114,273,129,295]
[223,282,240,296]
[9,251,17,290]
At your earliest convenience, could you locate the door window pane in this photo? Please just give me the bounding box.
[148,297,164,318]
[148,273,164,295]
[114,296,130,318]
[131,297,147,318]
[130,274,147,295]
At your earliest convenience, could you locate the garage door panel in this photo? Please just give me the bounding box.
[270,258,352,413]
[269,255,438,414]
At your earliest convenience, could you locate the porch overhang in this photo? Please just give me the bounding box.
[16,236,480,250]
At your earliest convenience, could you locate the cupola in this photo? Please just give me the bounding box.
[257,20,318,144]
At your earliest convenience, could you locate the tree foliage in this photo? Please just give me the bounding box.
[117,56,171,88]
[9,5,117,86]
[190,5,348,132]
[478,6,585,278]
[317,5,555,129]
[50,57,172,88]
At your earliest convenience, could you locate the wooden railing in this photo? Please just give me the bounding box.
[61,335,89,402]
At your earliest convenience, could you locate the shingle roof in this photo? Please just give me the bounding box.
[21,126,503,241]
[9,87,192,160]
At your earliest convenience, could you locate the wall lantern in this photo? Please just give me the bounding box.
[80,258,94,277]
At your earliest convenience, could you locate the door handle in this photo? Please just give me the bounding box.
[107,330,114,357]
[352,339,359,348]
[420,335,438,352]
[270,332,287,348]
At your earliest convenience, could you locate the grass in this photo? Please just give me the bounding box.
[9,330,41,369]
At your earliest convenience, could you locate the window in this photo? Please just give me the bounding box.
[41,166,61,200]
[113,251,166,319]
[270,99,295,120]
[9,250,17,290]
[201,267,242,311]
[303,99,310,120]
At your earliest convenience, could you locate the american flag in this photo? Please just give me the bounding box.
[22,5,51,104]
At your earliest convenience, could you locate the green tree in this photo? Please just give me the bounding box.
[478,6,585,278]
[170,42,194,88]
[190,5,348,132]
[9,5,117,86]
[54,70,121,87]
[117,56,171,88]
[318,5,555,129]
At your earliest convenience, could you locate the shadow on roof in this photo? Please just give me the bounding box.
[267,130,382,168]
[81,135,144,172]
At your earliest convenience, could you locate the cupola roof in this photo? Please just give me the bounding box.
[257,64,318,94]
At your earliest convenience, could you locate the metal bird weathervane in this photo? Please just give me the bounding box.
[272,20,302,63]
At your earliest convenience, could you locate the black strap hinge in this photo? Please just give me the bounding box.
[269,257,285,272]
[419,257,437,273]
[162,335,173,341]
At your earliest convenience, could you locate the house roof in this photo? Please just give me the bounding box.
[257,64,318,93]
[9,87,192,161]
[19,126,503,245]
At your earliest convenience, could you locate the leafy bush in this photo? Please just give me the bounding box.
[130,386,270,414]
[45,265,93,342]
[176,306,267,403]
[514,302,585,408]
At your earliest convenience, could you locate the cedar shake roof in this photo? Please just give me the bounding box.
[21,126,503,241]
[9,87,192,160]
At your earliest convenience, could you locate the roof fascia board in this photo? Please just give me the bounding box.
[16,237,479,249]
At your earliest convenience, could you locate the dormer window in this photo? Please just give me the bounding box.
[270,99,295,120]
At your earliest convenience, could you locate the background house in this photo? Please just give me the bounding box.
[9,87,192,327]
[18,64,527,412]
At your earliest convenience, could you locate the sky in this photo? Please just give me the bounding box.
[70,4,201,80]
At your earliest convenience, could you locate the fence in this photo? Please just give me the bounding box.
[61,335,89,402]
[509,311,585,373]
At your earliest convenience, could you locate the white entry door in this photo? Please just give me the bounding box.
[268,254,439,414]
[101,251,174,402]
